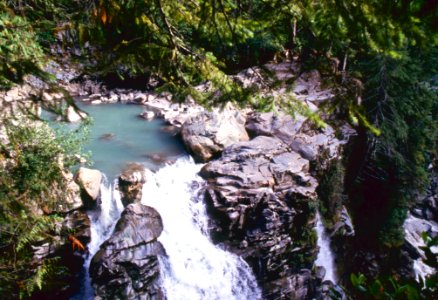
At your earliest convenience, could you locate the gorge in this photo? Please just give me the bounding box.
[1,60,436,299]
[0,2,436,296]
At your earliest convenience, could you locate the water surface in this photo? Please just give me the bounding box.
[76,102,186,178]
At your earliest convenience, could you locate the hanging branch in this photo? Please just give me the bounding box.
[154,0,177,50]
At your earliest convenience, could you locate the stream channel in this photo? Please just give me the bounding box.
[65,102,262,299]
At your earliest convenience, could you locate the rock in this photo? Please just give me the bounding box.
[30,209,91,298]
[182,104,249,162]
[65,105,87,122]
[75,167,102,205]
[331,206,355,237]
[246,111,345,163]
[99,133,116,141]
[160,125,180,136]
[200,135,319,297]
[319,281,347,300]
[118,163,146,207]
[263,270,317,300]
[61,210,91,245]
[90,203,164,300]
[139,92,206,127]
[145,153,168,164]
[139,110,155,120]
[245,111,305,142]
[91,99,102,105]
[108,93,119,103]
[42,92,54,102]
[134,93,148,104]
[143,97,172,117]
[55,171,83,213]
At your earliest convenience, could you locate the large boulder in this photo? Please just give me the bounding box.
[200,136,319,299]
[246,112,346,162]
[118,163,147,207]
[75,167,102,206]
[90,203,164,300]
[182,104,249,162]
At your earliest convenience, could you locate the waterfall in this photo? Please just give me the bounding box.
[141,157,261,300]
[71,177,124,300]
[404,214,438,281]
[315,213,337,283]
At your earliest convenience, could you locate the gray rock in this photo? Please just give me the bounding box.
[200,135,319,298]
[245,112,305,143]
[90,204,164,300]
[75,167,102,205]
[56,171,83,213]
[263,270,316,300]
[182,104,249,162]
[331,206,355,237]
[118,163,147,207]
[246,112,345,164]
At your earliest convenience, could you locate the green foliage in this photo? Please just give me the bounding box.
[347,47,438,247]
[0,0,436,291]
[0,10,46,88]
[350,233,438,299]
[0,122,86,298]
[317,159,345,227]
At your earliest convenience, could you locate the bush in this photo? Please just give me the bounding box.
[0,121,86,298]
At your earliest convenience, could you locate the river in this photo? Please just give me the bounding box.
[69,102,261,299]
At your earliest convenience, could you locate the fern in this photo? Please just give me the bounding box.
[21,257,62,298]
[16,215,60,252]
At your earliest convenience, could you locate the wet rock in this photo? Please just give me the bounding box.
[118,163,147,207]
[331,206,355,237]
[319,281,347,300]
[75,167,102,205]
[30,209,91,298]
[160,125,180,136]
[99,133,116,141]
[145,153,168,164]
[90,203,164,300]
[200,135,318,297]
[182,104,249,162]
[61,210,91,246]
[263,270,317,300]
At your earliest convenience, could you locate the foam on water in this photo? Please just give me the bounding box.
[141,157,262,300]
[315,213,337,283]
[71,178,124,300]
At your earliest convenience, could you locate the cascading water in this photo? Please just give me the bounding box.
[141,157,262,300]
[315,213,337,283]
[71,177,123,300]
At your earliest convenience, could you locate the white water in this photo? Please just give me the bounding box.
[404,214,438,281]
[315,213,337,283]
[141,157,262,300]
[71,178,124,300]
